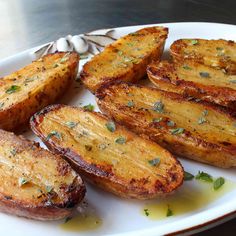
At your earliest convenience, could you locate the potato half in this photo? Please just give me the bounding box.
[30,105,183,199]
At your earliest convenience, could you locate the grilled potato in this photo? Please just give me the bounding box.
[81,26,168,93]
[170,39,236,74]
[147,60,236,109]
[0,52,79,131]
[97,82,236,168]
[0,129,85,220]
[30,104,183,199]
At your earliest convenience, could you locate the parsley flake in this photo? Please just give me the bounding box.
[153,117,163,123]
[83,104,94,112]
[213,177,225,190]
[46,131,62,141]
[127,101,134,107]
[115,136,126,144]
[19,177,29,186]
[184,171,194,181]
[144,208,149,216]
[195,171,213,182]
[65,121,77,128]
[153,101,164,113]
[166,205,173,217]
[167,120,175,127]
[198,116,207,124]
[6,85,21,94]
[182,65,192,70]
[190,39,198,45]
[0,102,4,109]
[148,158,161,167]
[170,127,185,135]
[106,121,116,132]
[199,72,210,78]
[46,185,53,193]
[229,80,236,84]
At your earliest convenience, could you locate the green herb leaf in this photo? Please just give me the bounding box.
[202,110,208,116]
[167,120,175,127]
[127,101,134,107]
[106,121,116,132]
[198,117,207,124]
[53,63,59,68]
[153,117,163,123]
[148,158,161,167]
[144,208,149,216]
[229,80,236,84]
[190,39,198,45]
[166,205,173,217]
[199,72,210,78]
[182,65,192,70]
[184,171,194,181]
[46,131,62,141]
[0,102,4,109]
[19,177,29,186]
[6,85,21,94]
[65,216,72,223]
[24,77,36,83]
[216,47,224,51]
[85,145,92,151]
[153,101,164,113]
[213,177,225,190]
[170,127,185,135]
[115,136,126,144]
[60,56,69,63]
[10,148,17,156]
[46,185,53,193]
[195,171,213,182]
[65,121,77,128]
[83,104,95,112]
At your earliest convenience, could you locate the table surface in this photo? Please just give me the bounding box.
[0,0,236,235]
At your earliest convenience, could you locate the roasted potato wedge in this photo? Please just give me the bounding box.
[30,104,183,199]
[170,39,236,74]
[0,52,79,131]
[147,60,236,108]
[0,129,85,220]
[81,26,168,93]
[97,82,236,168]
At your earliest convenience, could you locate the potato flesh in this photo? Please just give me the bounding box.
[34,106,183,196]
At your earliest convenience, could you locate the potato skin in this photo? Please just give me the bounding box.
[147,60,236,109]
[0,129,85,220]
[97,82,236,168]
[170,39,236,74]
[81,26,168,93]
[0,52,79,131]
[30,104,184,199]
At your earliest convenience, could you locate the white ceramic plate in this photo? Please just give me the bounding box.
[0,22,236,236]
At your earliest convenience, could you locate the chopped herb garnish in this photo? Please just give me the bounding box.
[83,104,94,112]
[148,158,161,167]
[199,72,210,78]
[229,80,236,84]
[115,136,126,144]
[117,50,123,56]
[85,145,92,151]
[166,205,173,217]
[190,39,198,45]
[170,127,184,135]
[127,101,134,107]
[19,177,29,186]
[10,148,17,156]
[195,171,213,182]
[60,56,68,63]
[65,121,77,128]
[46,131,62,141]
[202,110,208,116]
[98,143,107,150]
[6,85,21,94]
[53,63,59,68]
[153,101,164,113]
[105,121,116,132]
[127,42,134,47]
[65,216,72,223]
[144,208,149,216]
[24,77,36,83]
[46,185,53,193]
[167,120,175,127]
[0,102,4,109]
[213,177,225,190]
[153,117,163,123]
[182,65,192,70]
[184,171,194,181]
[198,116,207,125]
[216,47,224,51]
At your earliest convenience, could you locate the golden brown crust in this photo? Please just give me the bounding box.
[30,104,184,199]
[170,39,236,74]
[97,82,236,168]
[147,60,236,109]
[0,52,79,131]
[0,129,85,220]
[80,26,168,93]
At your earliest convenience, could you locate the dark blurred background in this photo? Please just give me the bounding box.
[0,0,236,235]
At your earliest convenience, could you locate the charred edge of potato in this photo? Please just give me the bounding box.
[80,27,168,93]
[0,129,86,220]
[0,52,79,132]
[96,82,236,168]
[30,104,184,199]
[147,61,236,109]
